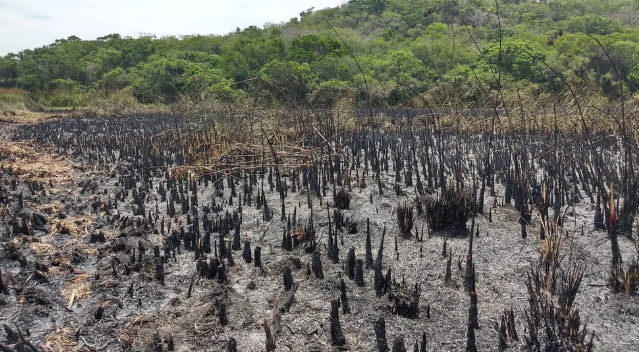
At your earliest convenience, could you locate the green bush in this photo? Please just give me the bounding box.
[310,79,354,107]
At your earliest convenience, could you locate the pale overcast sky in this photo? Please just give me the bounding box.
[0,0,347,55]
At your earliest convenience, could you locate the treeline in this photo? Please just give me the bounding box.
[1,0,639,108]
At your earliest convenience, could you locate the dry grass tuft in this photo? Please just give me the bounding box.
[50,215,95,237]
[61,272,92,301]
[539,220,562,294]
[30,242,58,257]
[45,326,78,350]
[0,141,74,183]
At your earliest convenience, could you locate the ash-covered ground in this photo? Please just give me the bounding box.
[1,115,638,352]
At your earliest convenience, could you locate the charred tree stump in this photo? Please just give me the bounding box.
[281,200,286,221]
[284,229,293,251]
[94,306,104,320]
[397,202,414,235]
[335,189,351,209]
[375,225,386,270]
[166,335,174,351]
[366,218,374,269]
[332,231,340,263]
[232,223,241,250]
[465,263,476,293]
[347,247,356,280]
[594,193,605,230]
[243,239,252,263]
[227,337,237,352]
[152,332,163,352]
[279,282,299,313]
[469,289,478,328]
[187,272,195,298]
[464,221,475,292]
[442,236,447,258]
[445,249,452,285]
[155,258,164,285]
[392,337,406,352]
[327,215,336,262]
[374,264,385,296]
[283,267,294,292]
[219,235,227,258]
[355,259,365,287]
[466,322,477,352]
[226,242,234,267]
[254,246,262,268]
[339,278,350,314]
[506,308,519,342]
[498,315,508,352]
[0,271,5,295]
[219,302,228,326]
[330,299,346,346]
[217,264,227,284]
[264,319,276,351]
[374,317,389,352]
[272,300,282,334]
[312,252,324,279]
[3,324,18,344]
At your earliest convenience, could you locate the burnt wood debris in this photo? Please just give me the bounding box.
[1,106,636,351]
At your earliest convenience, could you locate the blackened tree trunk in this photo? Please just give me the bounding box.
[392,337,407,352]
[264,320,276,351]
[243,240,252,263]
[347,247,356,280]
[366,218,374,268]
[219,302,228,326]
[466,322,477,352]
[339,278,350,314]
[330,300,346,346]
[374,317,389,352]
[355,259,365,287]
[254,246,262,268]
[283,267,294,292]
[312,252,324,279]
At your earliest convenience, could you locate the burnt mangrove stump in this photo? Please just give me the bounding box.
[374,316,389,352]
[312,251,324,279]
[396,202,414,235]
[330,299,346,346]
[424,187,472,232]
[339,278,350,314]
[355,259,365,287]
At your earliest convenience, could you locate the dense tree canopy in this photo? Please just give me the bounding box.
[1,0,638,107]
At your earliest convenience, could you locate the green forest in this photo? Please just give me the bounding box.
[1,0,639,112]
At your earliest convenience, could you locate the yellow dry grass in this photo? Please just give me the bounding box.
[37,202,66,216]
[30,242,58,257]
[0,141,74,183]
[7,233,32,247]
[61,272,93,301]
[0,110,63,124]
[50,215,95,237]
[44,326,78,351]
[30,243,65,276]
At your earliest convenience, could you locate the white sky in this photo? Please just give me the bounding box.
[0,0,347,55]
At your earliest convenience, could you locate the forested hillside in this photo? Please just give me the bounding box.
[1,0,639,110]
